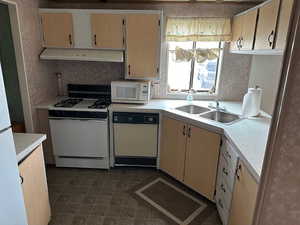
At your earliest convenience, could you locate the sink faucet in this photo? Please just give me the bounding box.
[208,86,225,111]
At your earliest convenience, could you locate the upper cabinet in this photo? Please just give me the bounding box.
[254,0,280,50]
[91,14,125,49]
[231,0,294,54]
[126,14,161,79]
[40,13,74,48]
[275,0,294,50]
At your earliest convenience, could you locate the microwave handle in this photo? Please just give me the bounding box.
[128,64,131,75]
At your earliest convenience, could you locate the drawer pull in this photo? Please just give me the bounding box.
[222,167,229,176]
[20,175,24,184]
[225,150,232,159]
[221,184,226,193]
[182,125,186,136]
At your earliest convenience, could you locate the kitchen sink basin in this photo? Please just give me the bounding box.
[200,111,241,124]
[176,105,210,114]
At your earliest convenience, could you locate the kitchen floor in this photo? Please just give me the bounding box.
[47,167,222,225]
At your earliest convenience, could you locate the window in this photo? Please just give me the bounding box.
[167,41,222,93]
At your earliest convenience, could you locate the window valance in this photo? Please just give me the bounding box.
[166,17,232,42]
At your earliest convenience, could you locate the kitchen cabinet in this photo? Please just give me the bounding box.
[254,0,281,50]
[275,0,294,50]
[184,125,221,201]
[19,145,51,225]
[91,14,125,49]
[228,160,258,225]
[160,116,221,201]
[126,13,161,79]
[40,13,74,48]
[160,117,187,181]
[230,9,258,51]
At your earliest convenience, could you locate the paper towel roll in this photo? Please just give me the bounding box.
[242,87,262,117]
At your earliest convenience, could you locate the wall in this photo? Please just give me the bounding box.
[0,3,24,123]
[248,55,283,115]
[44,1,255,100]
[3,0,58,131]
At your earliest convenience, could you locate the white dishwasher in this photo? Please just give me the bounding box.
[113,112,159,167]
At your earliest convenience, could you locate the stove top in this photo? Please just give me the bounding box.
[54,98,83,108]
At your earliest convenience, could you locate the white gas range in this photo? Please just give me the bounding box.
[48,84,111,169]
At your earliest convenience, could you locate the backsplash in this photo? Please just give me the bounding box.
[53,61,124,95]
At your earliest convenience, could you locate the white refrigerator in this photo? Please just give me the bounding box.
[0,61,28,225]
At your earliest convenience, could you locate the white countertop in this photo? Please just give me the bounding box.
[109,99,271,182]
[37,98,271,182]
[14,133,47,163]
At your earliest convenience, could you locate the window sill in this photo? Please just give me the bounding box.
[154,92,219,100]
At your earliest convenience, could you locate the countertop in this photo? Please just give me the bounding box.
[109,100,271,182]
[14,133,47,163]
[37,98,271,182]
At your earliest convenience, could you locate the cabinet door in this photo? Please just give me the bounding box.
[230,15,243,51]
[254,0,281,50]
[160,117,187,182]
[275,0,294,50]
[91,14,124,49]
[240,9,258,51]
[126,14,160,78]
[19,145,51,225]
[228,161,258,225]
[40,13,74,48]
[184,125,221,201]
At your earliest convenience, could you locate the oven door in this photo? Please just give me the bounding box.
[49,118,108,158]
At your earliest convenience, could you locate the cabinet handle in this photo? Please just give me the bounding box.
[128,64,131,75]
[218,199,224,209]
[20,175,24,184]
[68,34,73,46]
[268,30,275,47]
[94,34,97,46]
[222,167,228,176]
[221,184,226,193]
[225,150,232,159]
[236,163,242,181]
[239,37,243,49]
[236,39,239,49]
[187,127,191,138]
[182,125,186,136]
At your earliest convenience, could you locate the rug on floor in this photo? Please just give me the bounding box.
[134,177,209,225]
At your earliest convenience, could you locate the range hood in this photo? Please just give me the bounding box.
[40,48,124,63]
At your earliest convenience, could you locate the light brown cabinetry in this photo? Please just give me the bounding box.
[275,0,294,50]
[228,160,258,225]
[126,13,161,79]
[40,13,74,48]
[254,0,281,50]
[160,117,221,201]
[184,125,221,200]
[230,9,258,51]
[91,14,125,49]
[19,145,51,225]
[160,117,187,181]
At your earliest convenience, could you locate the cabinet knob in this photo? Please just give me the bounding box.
[268,30,275,47]
[182,125,186,136]
[94,34,97,46]
[236,163,242,181]
[128,64,131,75]
[68,34,73,46]
[187,127,191,138]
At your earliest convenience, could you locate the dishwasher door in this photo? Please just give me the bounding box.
[113,112,159,166]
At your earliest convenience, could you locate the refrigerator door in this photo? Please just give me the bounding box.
[0,61,11,131]
[0,128,28,225]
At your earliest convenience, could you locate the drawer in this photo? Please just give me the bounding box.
[218,154,236,191]
[222,140,238,172]
[215,193,229,225]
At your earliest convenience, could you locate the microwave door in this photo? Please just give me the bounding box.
[0,61,11,131]
[115,86,139,100]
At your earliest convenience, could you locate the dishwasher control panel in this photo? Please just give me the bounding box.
[113,112,159,124]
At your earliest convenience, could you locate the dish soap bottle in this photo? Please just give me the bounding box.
[186,90,194,102]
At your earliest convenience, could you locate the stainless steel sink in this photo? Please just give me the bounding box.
[176,105,210,114]
[200,111,241,124]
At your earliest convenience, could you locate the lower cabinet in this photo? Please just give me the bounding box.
[228,160,258,225]
[159,116,221,201]
[19,145,51,225]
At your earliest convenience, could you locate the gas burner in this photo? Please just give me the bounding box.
[88,99,109,109]
[54,98,83,108]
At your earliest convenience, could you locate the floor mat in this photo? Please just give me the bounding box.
[135,178,208,225]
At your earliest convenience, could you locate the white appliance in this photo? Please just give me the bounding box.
[113,112,159,167]
[242,86,262,117]
[111,80,151,104]
[0,61,28,225]
[48,84,110,169]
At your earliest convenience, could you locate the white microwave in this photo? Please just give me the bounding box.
[111,81,151,104]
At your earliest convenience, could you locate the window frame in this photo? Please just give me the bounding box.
[167,41,222,94]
